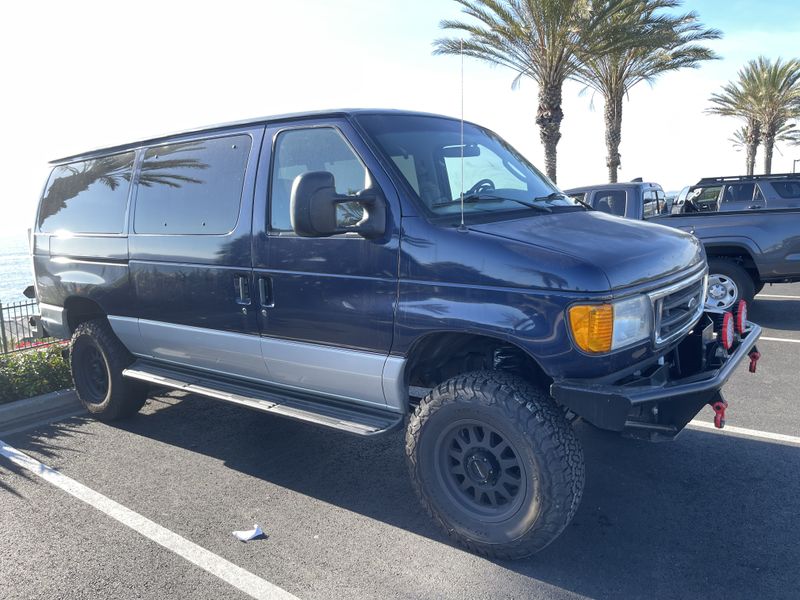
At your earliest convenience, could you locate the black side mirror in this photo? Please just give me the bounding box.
[290,171,386,239]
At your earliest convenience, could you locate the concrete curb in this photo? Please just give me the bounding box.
[0,389,85,437]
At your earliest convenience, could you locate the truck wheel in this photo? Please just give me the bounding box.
[706,258,755,310]
[70,319,147,421]
[406,371,584,559]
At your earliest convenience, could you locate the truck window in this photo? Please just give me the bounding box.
[270,127,368,232]
[38,152,135,234]
[643,190,661,218]
[772,181,800,199]
[133,135,251,235]
[687,186,721,212]
[722,183,755,204]
[594,190,626,216]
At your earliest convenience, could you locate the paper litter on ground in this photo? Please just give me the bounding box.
[232,524,264,542]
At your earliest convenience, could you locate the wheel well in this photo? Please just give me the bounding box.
[704,245,760,283]
[64,297,106,333]
[405,332,550,392]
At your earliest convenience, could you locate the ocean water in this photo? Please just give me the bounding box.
[0,233,34,306]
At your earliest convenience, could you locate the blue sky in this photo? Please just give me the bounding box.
[1,0,799,237]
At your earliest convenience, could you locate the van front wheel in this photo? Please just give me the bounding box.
[70,319,147,421]
[406,371,584,559]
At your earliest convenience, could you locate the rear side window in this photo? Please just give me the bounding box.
[593,190,626,216]
[39,152,135,234]
[134,135,251,234]
[772,181,800,199]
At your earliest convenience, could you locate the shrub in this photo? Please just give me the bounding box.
[0,345,72,405]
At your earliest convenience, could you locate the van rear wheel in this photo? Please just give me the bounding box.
[70,319,147,421]
[406,371,584,559]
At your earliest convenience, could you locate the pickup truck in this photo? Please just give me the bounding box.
[30,110,760,558]
[565,180,800,309]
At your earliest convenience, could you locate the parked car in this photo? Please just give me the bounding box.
[30,110,760,559]
[565,178,800,309]
[565,181,669,217]
[677,174,800,213]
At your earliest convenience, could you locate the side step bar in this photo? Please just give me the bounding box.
[122,361,404,436]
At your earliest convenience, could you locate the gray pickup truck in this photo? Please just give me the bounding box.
[565,180,800,309]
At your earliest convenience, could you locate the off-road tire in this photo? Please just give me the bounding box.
[707,258,755,310]
[406,370,584,559]
[70,319,147,421]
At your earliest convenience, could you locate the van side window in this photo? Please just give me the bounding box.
[134,135,251,235]
[38,152,135,234]
[270,128,368,232]
[594,190,626,216]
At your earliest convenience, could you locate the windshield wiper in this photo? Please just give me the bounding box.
[458,193,552,213]
[533,191,592,211]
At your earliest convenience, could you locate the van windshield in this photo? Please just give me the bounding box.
[356,114,582,222]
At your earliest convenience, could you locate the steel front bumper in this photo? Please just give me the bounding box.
[551,319,762,441]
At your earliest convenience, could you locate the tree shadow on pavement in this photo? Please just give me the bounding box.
[0,418,93,498]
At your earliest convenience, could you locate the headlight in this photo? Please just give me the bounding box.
[568,295,652,354]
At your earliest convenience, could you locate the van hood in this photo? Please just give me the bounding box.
[469,211,704,290]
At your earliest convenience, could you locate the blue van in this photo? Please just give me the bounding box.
[30,110,760,558]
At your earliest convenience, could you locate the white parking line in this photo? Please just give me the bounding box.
[0,440,299,600]
[688,420,800,447]
[757,294,800,299]
[759,336,800,344]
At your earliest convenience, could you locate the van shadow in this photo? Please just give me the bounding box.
[750,298,800,333]
[113,394,800,600]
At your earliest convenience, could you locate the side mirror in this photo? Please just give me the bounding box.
[290,171,386,239]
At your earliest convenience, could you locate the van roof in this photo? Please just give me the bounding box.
[49,108,460,165]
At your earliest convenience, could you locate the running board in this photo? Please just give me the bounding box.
[122,361,403,436]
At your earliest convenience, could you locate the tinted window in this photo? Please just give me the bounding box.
[723,183,754,203]
[134,135,251,234]
[39,152,135,234]
[270,128,368,232]
[594,190,626,216]
[772,181,800,199]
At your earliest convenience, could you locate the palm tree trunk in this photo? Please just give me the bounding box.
[535,81,564,183]
[604,92,623,183]
[745,143,757,176]
[745,121,760,176]
[763,134,775,175]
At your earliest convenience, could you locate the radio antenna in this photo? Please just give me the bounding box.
[458,38,466,232]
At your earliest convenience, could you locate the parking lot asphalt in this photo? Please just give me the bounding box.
[2,284,799,600]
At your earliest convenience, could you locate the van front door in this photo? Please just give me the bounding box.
[252,120,401,410]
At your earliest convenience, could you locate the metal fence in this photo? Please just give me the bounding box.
[0,299,56,355]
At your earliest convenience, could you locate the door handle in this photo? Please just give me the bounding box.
[748,205,762,210]
[258,276,274,315]
[234,275,251,306]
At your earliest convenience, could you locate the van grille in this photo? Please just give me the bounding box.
[650,272,707,346]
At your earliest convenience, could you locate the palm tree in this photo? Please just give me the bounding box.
[729,121,800,167]
[709,57,800,175]
[752,57,800,174]
[434,0,638,183]
[707,63,763,175]
[573,1,719,182]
